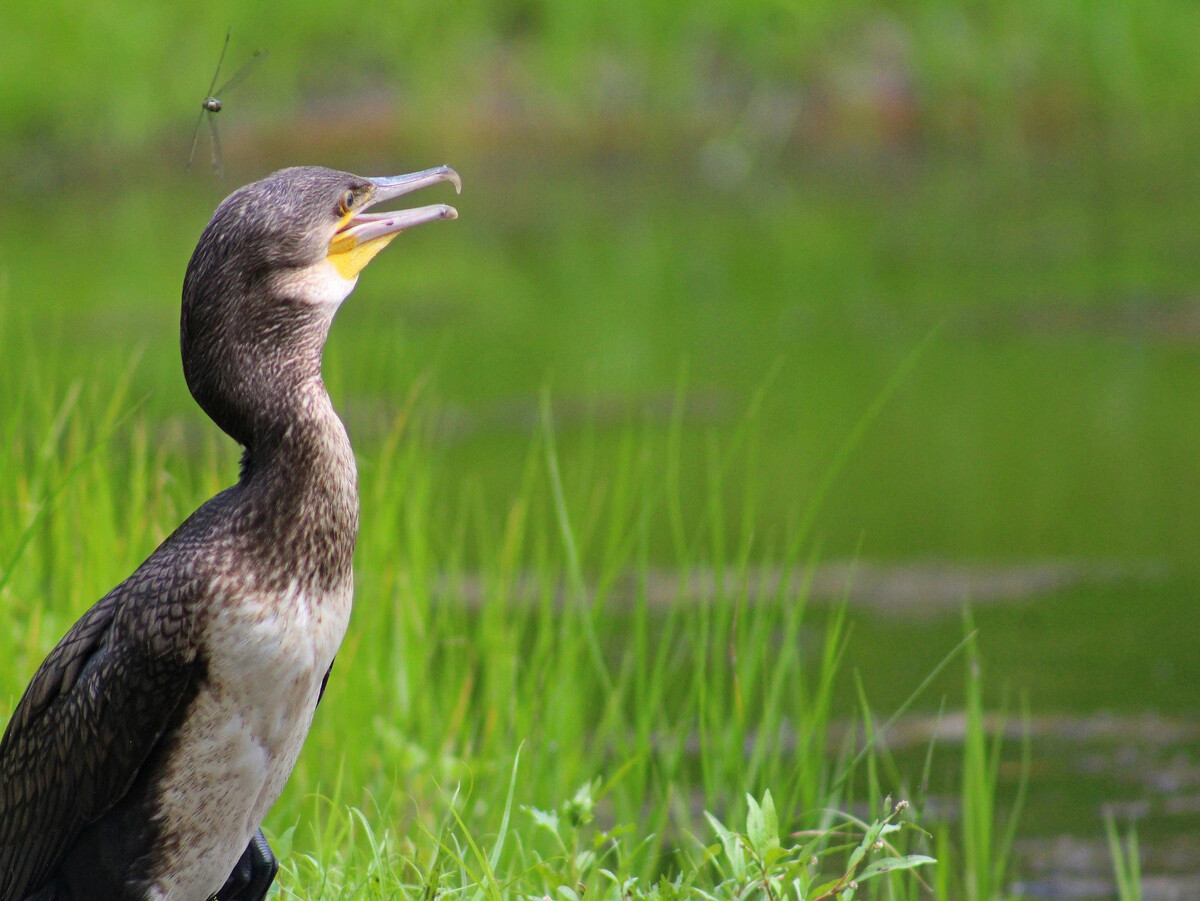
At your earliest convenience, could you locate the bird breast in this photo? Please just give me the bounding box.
[144,576,352,899]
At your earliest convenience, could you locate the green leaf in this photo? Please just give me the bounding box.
[762,844,787,869]
[845,837,869,872]
[847,817,887,872]
[810,879,843,897]
[705,811,733,845]
[562,779,597,828]
[526,806,560,833]
[272,824,295,859]
[746,794,765,855]
[706,811,746,879]
[761,790,781,853]
[857,855,938,881]
[655,874,684,901]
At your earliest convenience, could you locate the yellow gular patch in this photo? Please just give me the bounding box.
[326,232,401,281]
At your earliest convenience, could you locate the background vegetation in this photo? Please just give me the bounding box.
[2,1,1198,896]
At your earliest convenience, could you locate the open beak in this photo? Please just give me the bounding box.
[327,165,461,279]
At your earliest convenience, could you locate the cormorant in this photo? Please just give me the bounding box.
[0,164,460,900]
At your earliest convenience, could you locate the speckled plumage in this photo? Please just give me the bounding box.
[0,165,457,901]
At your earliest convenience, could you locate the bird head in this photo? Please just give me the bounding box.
[181,165,460,445]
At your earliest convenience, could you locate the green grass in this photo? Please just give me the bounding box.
[0,310,1031,896]
[1105,814,1143,901]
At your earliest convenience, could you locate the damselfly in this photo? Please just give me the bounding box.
[187,30,267,177]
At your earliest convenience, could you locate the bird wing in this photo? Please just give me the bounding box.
[0,565,201,900]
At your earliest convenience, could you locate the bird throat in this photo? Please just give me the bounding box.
[326,232,400,281]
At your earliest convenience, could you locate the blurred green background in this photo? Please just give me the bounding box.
[2,0,1199,888]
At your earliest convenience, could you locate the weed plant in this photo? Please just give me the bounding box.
[1105,815,1143,901]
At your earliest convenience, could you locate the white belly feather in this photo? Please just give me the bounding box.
[147,577,352,900]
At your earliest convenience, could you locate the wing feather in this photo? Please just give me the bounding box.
[0,566,200,900]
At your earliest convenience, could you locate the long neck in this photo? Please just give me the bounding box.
[236,382,360,594]
[183,297,335,448]
[182,302,359,593]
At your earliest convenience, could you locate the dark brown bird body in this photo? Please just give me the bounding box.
[0,165,458,901]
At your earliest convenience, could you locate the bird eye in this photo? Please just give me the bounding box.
[339,190,356,214]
